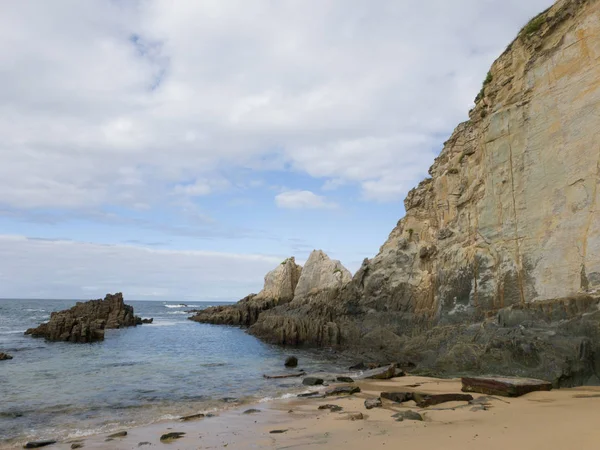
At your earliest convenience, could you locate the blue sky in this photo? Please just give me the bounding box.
[0,0,553,300]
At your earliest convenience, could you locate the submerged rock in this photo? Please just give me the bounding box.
[302,376,324,386]
[179,413,205,421]
[285,356,298,367]
[0,352,13,360]
[24,293,140,343]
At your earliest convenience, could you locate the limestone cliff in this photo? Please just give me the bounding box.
[246,0,600,386]
[189,257,302,326]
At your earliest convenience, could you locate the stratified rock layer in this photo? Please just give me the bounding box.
[245,0,600,386]
[25,293,139,343]
[189,257,303,326]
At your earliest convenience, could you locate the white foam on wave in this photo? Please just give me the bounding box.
[258,393,296,403]
[150,320,179,327]
[164,304,188,308]
[0,330,26,334]
[25,308,46,312]
[167,311,188,315]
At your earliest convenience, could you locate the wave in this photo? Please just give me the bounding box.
[25,308,46,312]
[0,330,26,334]
[149,321,179,327]
[164,304,200,308]
[166,311,188,315]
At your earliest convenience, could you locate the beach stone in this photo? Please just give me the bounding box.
[285,356,298,367]
[160,432,185,442]
[342,412,364,421]
[318,404,343,412]
[381,392,413,403]
[138,443,152,447]
[302,376,324,386]
[336,376,354,383]
[107,431,127,438]
[393,410,423,422]
[24,441,57,449]
[0,352,13,360]
[243,409,261,414]
[269,429,288,434]
[412,393,473,408]
[70,443,84,449]
[179,413,205,421]
[364,398,382,409]
[325,385,361,396]
[461,376,553,397]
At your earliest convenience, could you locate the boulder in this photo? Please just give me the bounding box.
[285,356,298,367]
[24,293,139,343]
[381,392,413,403]
[302,377,324,386]
[160,432,185,442]
[412,393,473,408]
[325,385,361,396]
[358,364,397,380]
[0,352,13,360]
[336,376,354,383]
[461,376,552,397]
[364,398,382,409]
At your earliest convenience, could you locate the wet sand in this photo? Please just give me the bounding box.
[5,375,600,449]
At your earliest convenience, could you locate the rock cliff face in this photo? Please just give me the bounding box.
[25,293,140,343]
[246,0,600,386]
[189,257,303,326]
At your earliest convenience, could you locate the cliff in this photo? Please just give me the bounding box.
[25,293,140,343]
[246,0,600,386]
[189,257,303,326]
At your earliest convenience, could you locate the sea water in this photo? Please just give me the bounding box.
[0,299,350,444]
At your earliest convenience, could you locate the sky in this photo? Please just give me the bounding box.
[0,0,554,301]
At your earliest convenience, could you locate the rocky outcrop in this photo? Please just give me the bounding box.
[189,257,303,326]
[244,0,600,386]
[249,250,352,345]
[25,293,140,343]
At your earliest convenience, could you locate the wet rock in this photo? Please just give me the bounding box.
[349,362,367,370]
[269,429,288,434]
[298,391,324,398]
[0,352,13,360]
[285,356,298,367]
[392,410,423,422]
[364,398,382,409]
[412,393,473,408]
[318,404,343,412]
[179,413,205,421]
[336,376,354,383]
[221,397,238,403]
[359,364,397,380]
[381,392,413,403]
[243,409,261,414]
[325,385,361,396]
[71,443,84,449]
[160,432,185,442]
[263,371,305,379]
[24,293,138,343]
[302,377,324,386]
[24,441,57,449]
[107,431,127,438]
[461,376,552,397]
[141,318,153,324]
[138,443,152,447]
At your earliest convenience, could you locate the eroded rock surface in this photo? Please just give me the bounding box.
[25,293,140,343]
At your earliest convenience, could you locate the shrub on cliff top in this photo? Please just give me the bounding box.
[523,13,546,36]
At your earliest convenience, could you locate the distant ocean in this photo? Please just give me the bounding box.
[0,299,350,445]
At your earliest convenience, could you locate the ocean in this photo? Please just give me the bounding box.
[0,299,351,445]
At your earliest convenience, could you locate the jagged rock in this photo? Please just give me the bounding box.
[285,356,298,367]
[189,257,302,326]
[392,411,423,422]
[240,0,600,387]
[325,385,361,396]
[412,393,473,408]
[139,318,153,324]
[364,398,382,409]
[24,293,139,343]
[0,352,13,360]
[303,377,324,386]
[461,376,552,397]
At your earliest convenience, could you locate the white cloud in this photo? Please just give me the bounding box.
[0,235,282,300]
[0,0,554,209]
[275,190,337,210]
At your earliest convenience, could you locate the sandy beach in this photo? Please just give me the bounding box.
[6,375,600,450]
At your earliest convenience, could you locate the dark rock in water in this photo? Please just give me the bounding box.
[298,391,325,398]
[263,371,305,379]
[381,392,413,403]
[325,385,360,396]
[462,376,552,397]
[392,410,423,422]
[0,352,13,360]
[285,356,298,367]
[179,413,205,421]
[71,443,84,449]
[364,398,382,409]
[135,317,154,325]
[24,293,139,343]
[107,431,127,438]
[160,432,185,442]
[24,441,57,448]
[349,362,367,370]
[221,397,238,403]
[336,376,354,383]
[318,404,343,412]
[412,393,473,408]
[243,409,261,414]
[302,377,324,386]
[269,429,288,434]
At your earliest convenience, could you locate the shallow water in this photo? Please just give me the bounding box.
[0,299,351,444]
